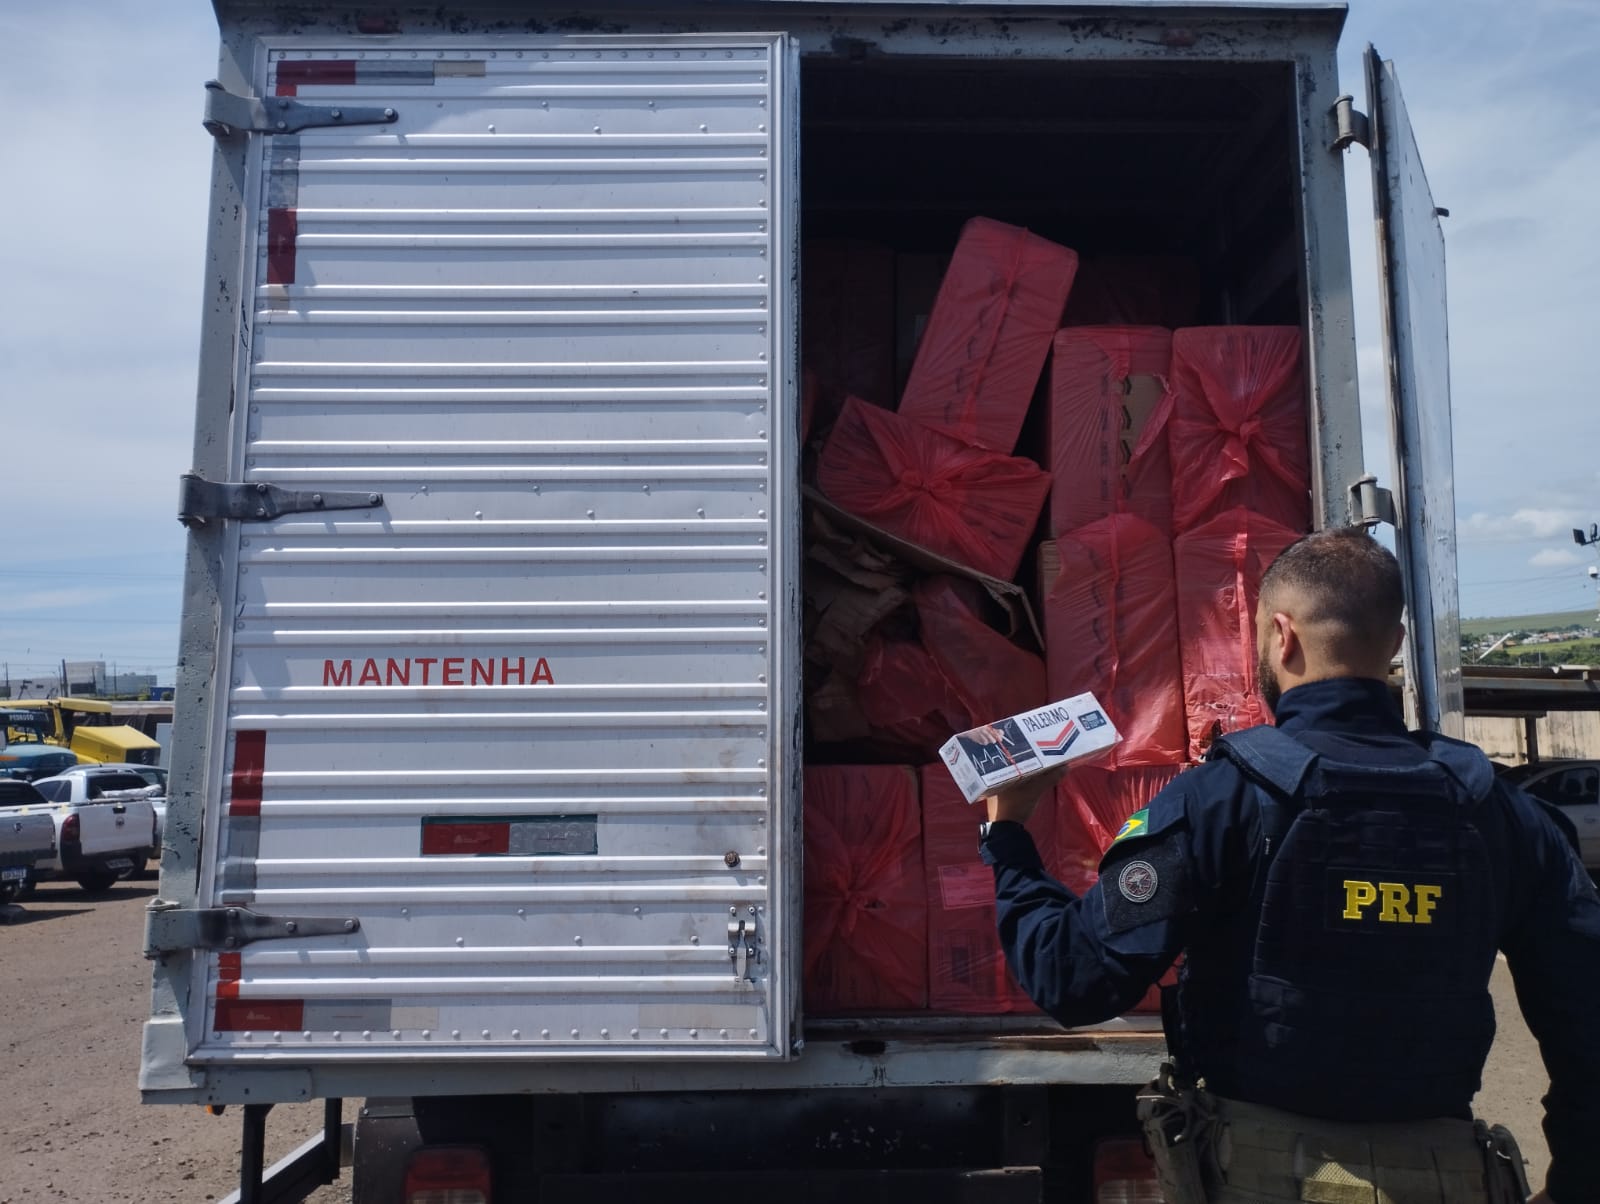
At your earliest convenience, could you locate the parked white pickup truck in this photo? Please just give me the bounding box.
[0,780,56,904]
[23,769,159,894]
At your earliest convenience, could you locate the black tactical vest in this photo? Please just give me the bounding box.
[1172,725,1502,1120]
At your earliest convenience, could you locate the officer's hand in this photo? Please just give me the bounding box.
[985,766,1069,825]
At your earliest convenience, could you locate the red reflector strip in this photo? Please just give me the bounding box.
[266,209,298,286]
[275,60,358,96]
[230,730,267,817]
[215,999,305,1032]
[422,821,511,856]
[218,952,242,999]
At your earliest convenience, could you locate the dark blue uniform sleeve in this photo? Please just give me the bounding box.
[982,776,1218,1027]
[1495,785,1600,1203]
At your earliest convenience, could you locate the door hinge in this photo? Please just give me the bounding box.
[202,80,399,139]
[1332,94,1370,151]
[144,901,361,957]
[728,916,759,981]
[178,472,382,528]
[1351,473,1396,529]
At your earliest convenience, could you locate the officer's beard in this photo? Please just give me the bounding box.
[1256,650,1283,717]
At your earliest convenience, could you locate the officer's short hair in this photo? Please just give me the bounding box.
[1260,528,1405,657]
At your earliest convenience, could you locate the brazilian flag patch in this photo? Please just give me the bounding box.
[1112,808,1149,845]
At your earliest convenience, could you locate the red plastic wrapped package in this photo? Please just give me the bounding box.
[1174,508,1301,761]
[899,218,1079,453]
[1167,327,1311,533]
[1062,256,1202,329]
[803,240,897,432]
[915,577,1048,725]
[1053,766,1183,1012]
[1043,515,1186,768]
[922,765,1051,1013]
[816,396,1052,581]
[803,766,929,1013]
[1053,766,1183,894]
[1049,327,1174,535]
[856,635,972,759]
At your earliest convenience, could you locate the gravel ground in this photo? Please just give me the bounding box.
[0,879,1552,1202]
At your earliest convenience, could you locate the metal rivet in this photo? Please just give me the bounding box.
[384,108,395,119]
[541,1029,551,1038]
[631,1028,640,1038]
[452,1030,462,1039]
[516,908,526,917]
[456,936,465,946]
[367,493,379,504]
[720,1029,729,1038]
[660,1028,669,1037]
[601,1028,610,1038]
[633,906,641,915]
[574,935,582,945]
[729,907,738,916]
[362,1030,372,1040]
[343,920,356,931]
[689,1029,699,1038]
[511,1029,521,1039]
[422,1029,432,1038]
[482,1029,491,1039]
[285,921,297,934]
[331,1031,341,1040]
[724,851,741,868]
[311,494,323,507]
[749,906,758,915]
[750,1029,759,1039]
[571,1029,580,1038]
[690,935,699,945]
[303,1031,313,1040]
[392,1030,401,1039]
[331,109,342,119]
[400,907,409,916]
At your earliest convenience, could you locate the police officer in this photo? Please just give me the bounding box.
[980,528,1600,1203]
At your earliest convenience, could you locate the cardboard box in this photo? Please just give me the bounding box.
[938,692,1120,804]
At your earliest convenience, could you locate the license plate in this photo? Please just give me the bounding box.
[105,858,134,873]
[1,866,25,882]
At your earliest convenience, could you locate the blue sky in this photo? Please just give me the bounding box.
[1,0,1597,687]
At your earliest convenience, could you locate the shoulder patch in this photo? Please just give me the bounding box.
[1111,808,1149,845]
[1099,833,1194,935]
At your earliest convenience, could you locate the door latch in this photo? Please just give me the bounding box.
[727,918,758,981]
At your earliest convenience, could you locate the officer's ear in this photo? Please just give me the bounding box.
[1268,610,1299,667]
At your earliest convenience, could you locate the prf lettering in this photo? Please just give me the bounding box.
[1341,879,1442,925]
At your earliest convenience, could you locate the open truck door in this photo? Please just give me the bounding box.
[147,32,801,1078]
[1361,46,1465,737]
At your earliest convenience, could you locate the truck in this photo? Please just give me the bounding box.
[23,769,161,893]
[0,780,56,905]
[142,3,1464,1201]
[4,698,167,768]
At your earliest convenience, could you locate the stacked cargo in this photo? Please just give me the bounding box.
[799,215,1311,1017]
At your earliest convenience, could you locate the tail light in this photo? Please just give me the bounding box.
[62,814,80,844]
[1093,1136,1164,1203]
[404,1145,492,1204]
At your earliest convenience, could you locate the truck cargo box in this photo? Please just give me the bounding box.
[148,7,1467,1198]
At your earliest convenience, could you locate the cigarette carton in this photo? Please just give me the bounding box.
[938,693,1120,804]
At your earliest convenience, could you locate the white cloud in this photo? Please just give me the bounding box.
[1529,547,1583,568]
[1460,508,1586,543]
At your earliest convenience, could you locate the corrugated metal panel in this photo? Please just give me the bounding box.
[194,37,794,1061]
